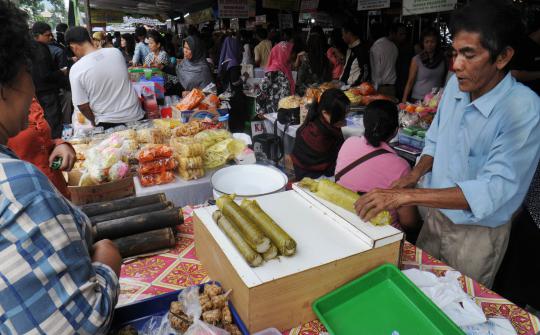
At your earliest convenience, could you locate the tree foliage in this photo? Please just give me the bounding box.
[20,0,67,28]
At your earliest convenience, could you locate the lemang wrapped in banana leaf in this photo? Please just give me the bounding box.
[212,211,263,267]
[240,199,296,256]
[298,178,392,226]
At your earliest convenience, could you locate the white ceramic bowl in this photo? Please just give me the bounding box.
[211,164,288,200]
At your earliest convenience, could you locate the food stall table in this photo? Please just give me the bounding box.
[133,171,217,208]
[118,206,540,335]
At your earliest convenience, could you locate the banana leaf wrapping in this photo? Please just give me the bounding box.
[216,195,271,253]
[240,199,296,256]
[299,178,392,226]
[212,211,263,267]
[262,244,278,261]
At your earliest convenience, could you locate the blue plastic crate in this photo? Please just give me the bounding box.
[111,283,249,335]
[398,130,425,150]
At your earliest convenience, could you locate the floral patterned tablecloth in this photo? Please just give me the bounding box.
[118,206,540,335]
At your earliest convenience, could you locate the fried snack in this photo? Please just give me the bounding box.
[168,312,192,332]
[216,195,271,254]
[194,129,231,148]
[137,145,173,162]
[136,128,163,144]
[72,144,89,160]
[176,88,205,111]
[115,129,137,141]
[221,305,232,325]
[178,168,205,180]
[304,87,321,102]
[138,157,178,174]
[170,301,182,316]
[199,293,213,312]
[139,171,175,187]
[241,199,296,256]
[117,325,138,335]
[210,290,232,309]
[177,156,204,170]
[202,309,221,325]
[278,95,302,109]
[203,283,222,298]
[224,324,242,335]
[299,178,392,226]
[171,140,205,157]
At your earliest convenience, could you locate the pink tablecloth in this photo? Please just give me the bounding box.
[119,206,540,334]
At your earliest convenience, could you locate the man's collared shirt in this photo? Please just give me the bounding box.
[0,146,119,334]
[422,73,540,227]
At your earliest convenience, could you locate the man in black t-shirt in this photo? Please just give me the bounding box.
[511,25,540,95]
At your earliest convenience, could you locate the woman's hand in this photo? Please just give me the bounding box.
[49,143,76,171]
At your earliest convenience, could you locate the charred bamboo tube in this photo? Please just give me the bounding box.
[298,178,392,226]
[240,199,296,256]
[94,207,183,240]
[90,201,173,225]
[212,211,263,267]
[113,227,176,258]
[262,244,278,261]
[80,193,166,217]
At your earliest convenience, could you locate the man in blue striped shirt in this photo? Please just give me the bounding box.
[0,1,122,333]
[355,0,540,288]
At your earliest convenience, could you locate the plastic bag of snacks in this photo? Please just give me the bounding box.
[138,157,178,174]
[204,139,246,169]
[177,156,204,170]
[176,88,205,111]
[178,168,205,181]
[193,129,231,149]
[137,128,163,144]
[138,145,174,163]
[173,120,205,137]
[139,171,175,187]
[109,161,130,181]
[171,140,205,158]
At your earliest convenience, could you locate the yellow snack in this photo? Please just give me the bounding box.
[298,178,392,226]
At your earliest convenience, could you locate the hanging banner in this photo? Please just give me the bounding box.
[279,13,294,29]
[90,9,125,23]
[186,8,214,25]
[357,0,390,11]
[262,0,299,11]
[300,0,319,13]
[218,0,249,19]
[402,0,457,15]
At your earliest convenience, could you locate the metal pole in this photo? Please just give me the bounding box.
[85,0,92,33]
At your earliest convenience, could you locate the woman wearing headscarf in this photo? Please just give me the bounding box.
[255,41,296,115]
[218,35,249,132]
[163,35,213,91]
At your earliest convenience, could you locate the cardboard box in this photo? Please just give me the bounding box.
[194,190,403,332]
[66,170,135,205]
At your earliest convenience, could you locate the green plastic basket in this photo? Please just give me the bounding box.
[312,263,464,335]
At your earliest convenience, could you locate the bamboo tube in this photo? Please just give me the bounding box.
[113,227,176,258]
[90,201,173,225]
[94,207,182,240]
[80,193,166,217]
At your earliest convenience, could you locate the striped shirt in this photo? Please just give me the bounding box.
[0,145,119,334]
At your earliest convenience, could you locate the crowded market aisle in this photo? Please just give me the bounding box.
[118,207,540,335]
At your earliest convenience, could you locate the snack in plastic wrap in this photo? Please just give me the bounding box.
[78,172,98,186]
[109,161,129,181]
[138,145,174,163]
[298,177,392,226]
[204,139,246,169]
[136,128,163,144]
[72,144,89,160]
[139,171,175,187]
[177,156,204,170]
[304,87,322,102]
[138,157,178,174]
[172,140,205,157]
[114,129,137,141]
[175,88,205,111]
[173,120,204,137]
[345,90,363,106]
[101,146,123,168]
[153,119,182,137]
[178,168,205,180]
[202,94,221,110]
[278,95,302,109]
[194,129,232,148]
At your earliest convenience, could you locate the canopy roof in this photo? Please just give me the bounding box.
[88,0,214,17]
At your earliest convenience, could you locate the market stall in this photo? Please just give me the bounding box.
[116,206,540,335]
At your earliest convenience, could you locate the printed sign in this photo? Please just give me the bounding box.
[262,0,299,10]
[300,0,319,12]
[218,0,249,19]
[279,13,294,29]
[357,0,390,11]
[402,0,457,15]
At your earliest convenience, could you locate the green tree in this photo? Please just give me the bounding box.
[20,0,67,29]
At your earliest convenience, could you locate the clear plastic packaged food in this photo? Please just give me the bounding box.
[171,140,205,158]
[138,157,178,174]
[137,128,163,144]
[175,88,205,111]
[178,168,205,180]
[177,156,204,170]
[138,145,174,163]
[139,171,175,187]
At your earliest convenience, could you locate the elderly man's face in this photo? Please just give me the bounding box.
[452,31,513,100]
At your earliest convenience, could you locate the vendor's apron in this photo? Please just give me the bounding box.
[417,208,511,288]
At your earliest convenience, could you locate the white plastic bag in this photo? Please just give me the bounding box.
[179,286,230,335]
